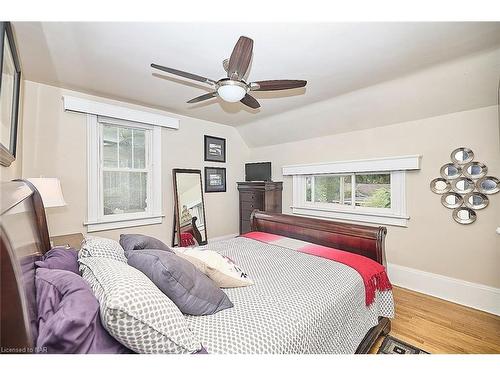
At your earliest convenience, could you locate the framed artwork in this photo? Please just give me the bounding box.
[0,22,21,167]
[205,167,226,193]
[204,135,226,163]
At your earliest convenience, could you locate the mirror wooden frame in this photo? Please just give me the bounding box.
[172,168,208,247]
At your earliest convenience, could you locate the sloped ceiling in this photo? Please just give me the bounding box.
[240,47,500,147]
[12,22,500,146]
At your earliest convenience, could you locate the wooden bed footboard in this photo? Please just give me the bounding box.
[250,210,391,353]
[250,210,387,265]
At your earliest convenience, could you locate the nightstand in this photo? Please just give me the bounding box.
[50,233,84,250]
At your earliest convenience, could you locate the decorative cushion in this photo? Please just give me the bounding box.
[126,249,233,315]
[174,248,254,288]
[35,246,79,274]
[79,257,202,354]
[119,234,173,253]
[79,236,127,263]
[35,268,131,353]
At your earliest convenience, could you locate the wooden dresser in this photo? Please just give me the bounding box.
[237,181,283,234]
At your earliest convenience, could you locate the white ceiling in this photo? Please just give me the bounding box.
[12,22,500,132]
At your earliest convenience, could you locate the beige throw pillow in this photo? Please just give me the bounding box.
[174,249,254,288]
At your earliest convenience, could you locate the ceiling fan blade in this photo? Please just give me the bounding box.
[187,92,217,104]
[228,36,254,80]
[240,94,260,109]
[250,80,307,91]
[151,63,216,85]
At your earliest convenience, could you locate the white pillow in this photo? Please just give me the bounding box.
[79,257,202,354]
[174,248,253,288]
[79,235,127,263]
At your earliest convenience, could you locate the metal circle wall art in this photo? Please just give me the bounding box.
[441,192,463,209]
[440,163,461,180]
[476,176,500,194]
[451,177,475,194]
[463,192,489,210]
[430,147,498,225]
[430,178,451,194]
[452,207,477,225]
[462,162,487,179]
[450,147,474,165]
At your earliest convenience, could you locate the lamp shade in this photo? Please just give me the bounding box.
[217,85,246,102]
[27,178,67,208]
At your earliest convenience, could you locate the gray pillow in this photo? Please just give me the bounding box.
[126,249,233,316]
[120,234,172,253]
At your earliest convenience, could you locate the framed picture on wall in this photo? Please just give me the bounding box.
[204,135,226,163]
[0,22,21,167]
[205,167,226,193]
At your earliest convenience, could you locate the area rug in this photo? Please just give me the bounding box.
[377,335,430,354]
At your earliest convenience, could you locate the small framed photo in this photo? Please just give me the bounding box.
[204,135,226,163]
[205,167,226,193]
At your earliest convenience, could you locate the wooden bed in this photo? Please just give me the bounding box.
[1,180,50,352]
[0,180,390,354]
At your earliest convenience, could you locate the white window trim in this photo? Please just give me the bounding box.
[283,155,420,175]
[285,156,421,227]
[85,114,163,232]
[63,95,179,129]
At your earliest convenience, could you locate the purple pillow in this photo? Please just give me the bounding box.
[35,268,132,354]
[120,234,173,252]
[35,246,79,274]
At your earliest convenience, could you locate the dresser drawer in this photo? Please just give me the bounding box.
[241,200,260,212]
[240,191,263,203]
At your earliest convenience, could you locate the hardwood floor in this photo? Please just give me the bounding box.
[370,286,500,354]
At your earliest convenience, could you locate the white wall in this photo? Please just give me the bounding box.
[20,80,249,244]
[248,106,500,289]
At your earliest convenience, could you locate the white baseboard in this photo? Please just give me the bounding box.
[208,233,239,243]
[387,263,500,316]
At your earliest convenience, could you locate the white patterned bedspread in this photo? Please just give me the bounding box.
[184,237,394,354]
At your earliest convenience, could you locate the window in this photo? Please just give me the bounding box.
[305,173,392,208]
[86,115,162,232]
[285,156,421,227]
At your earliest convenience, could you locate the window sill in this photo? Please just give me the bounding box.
[291,206,409,227]
[84,215,164,232]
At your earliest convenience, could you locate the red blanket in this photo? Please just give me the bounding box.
[241,231,392,306]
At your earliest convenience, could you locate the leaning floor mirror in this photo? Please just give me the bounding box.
[172,169,208,247]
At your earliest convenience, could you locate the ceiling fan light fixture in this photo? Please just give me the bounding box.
[216,80,247,102]
[152,35,307,109]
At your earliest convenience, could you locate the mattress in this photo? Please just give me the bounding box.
[184,236,394,354]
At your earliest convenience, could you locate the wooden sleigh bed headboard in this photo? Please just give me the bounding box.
[250,210,387,265]
[1,180,51,352]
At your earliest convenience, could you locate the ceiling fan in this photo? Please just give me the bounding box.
[151,36,307,109]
